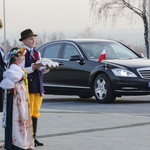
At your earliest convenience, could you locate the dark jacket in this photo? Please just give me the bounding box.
[0,50,6,112]
[25,50,44,95]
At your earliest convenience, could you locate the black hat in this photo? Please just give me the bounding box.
[19,29,37,41]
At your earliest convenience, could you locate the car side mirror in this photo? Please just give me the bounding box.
[70,55,81,61]
[139,53,145,58]
[70,55,85,64]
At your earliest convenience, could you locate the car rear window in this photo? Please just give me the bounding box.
[42,43,62,58]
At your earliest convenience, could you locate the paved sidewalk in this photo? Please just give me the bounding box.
[1,108,150,150]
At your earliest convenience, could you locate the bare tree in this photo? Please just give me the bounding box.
[76,26,95,38]
[89,0,149,57]
[12,39,19,47]
[48,31,65,41]
[36,31,65,46]
[1,40,11,53]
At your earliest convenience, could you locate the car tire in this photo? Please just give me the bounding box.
[93,74,116,103]
[78,94,93,99]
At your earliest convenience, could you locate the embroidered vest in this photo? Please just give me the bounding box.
[25,50,44,94]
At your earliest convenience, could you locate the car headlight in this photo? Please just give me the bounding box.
[111,68,137,77]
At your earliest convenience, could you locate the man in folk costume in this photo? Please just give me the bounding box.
[19,29,50,147]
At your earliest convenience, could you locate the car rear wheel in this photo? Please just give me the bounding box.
[93,74,116,103]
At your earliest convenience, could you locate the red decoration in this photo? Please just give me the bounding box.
[34,51,39,61]
[98,49,106,62]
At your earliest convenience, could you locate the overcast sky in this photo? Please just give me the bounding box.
[0,0,144,46]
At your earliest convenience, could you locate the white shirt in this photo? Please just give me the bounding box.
[0,64,24,89]
[20,45,48,74]
[20,45,36,74]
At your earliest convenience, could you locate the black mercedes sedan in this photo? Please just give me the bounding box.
[36,39,150,103]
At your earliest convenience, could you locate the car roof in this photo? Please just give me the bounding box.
[36,38,117,50]
[68,38,116,43]
[46,38,116,43]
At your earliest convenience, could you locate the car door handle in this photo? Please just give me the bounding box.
[59,62,64,66]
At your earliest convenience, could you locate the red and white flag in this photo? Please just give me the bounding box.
[98,49,106,62]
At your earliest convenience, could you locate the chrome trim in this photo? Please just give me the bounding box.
[43,84,58,87]
[39,41,84,60]
[43,83,90,89]
[115,90,150,93]
[38,41,65,52]
[121,87,138,90]
[137,67,150,79]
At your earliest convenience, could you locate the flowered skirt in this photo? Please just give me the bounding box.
[4,81,34,150]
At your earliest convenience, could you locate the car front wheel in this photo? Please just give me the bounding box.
[93,74,116,103]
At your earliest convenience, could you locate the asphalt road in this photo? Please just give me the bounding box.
[1,95,150,150]
[42,95,150,116]
[38,95,150,150]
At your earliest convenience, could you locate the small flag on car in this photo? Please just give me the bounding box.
[98,49,106,62]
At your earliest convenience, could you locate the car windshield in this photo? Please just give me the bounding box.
[78,41,139,60]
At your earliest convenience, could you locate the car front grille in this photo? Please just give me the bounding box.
[137,67,150,79]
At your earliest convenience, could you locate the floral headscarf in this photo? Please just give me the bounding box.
[7,47,26,65]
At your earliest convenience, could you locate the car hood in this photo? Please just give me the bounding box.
[102,58,150,69]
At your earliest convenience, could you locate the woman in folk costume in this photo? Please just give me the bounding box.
[0,47,34,150]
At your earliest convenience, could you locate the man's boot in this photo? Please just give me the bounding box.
[32,117,44,147]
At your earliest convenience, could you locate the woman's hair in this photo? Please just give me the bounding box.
[0,19,2,29]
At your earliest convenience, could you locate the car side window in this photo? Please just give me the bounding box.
[42,43,62,58]
[63,44,80,59]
